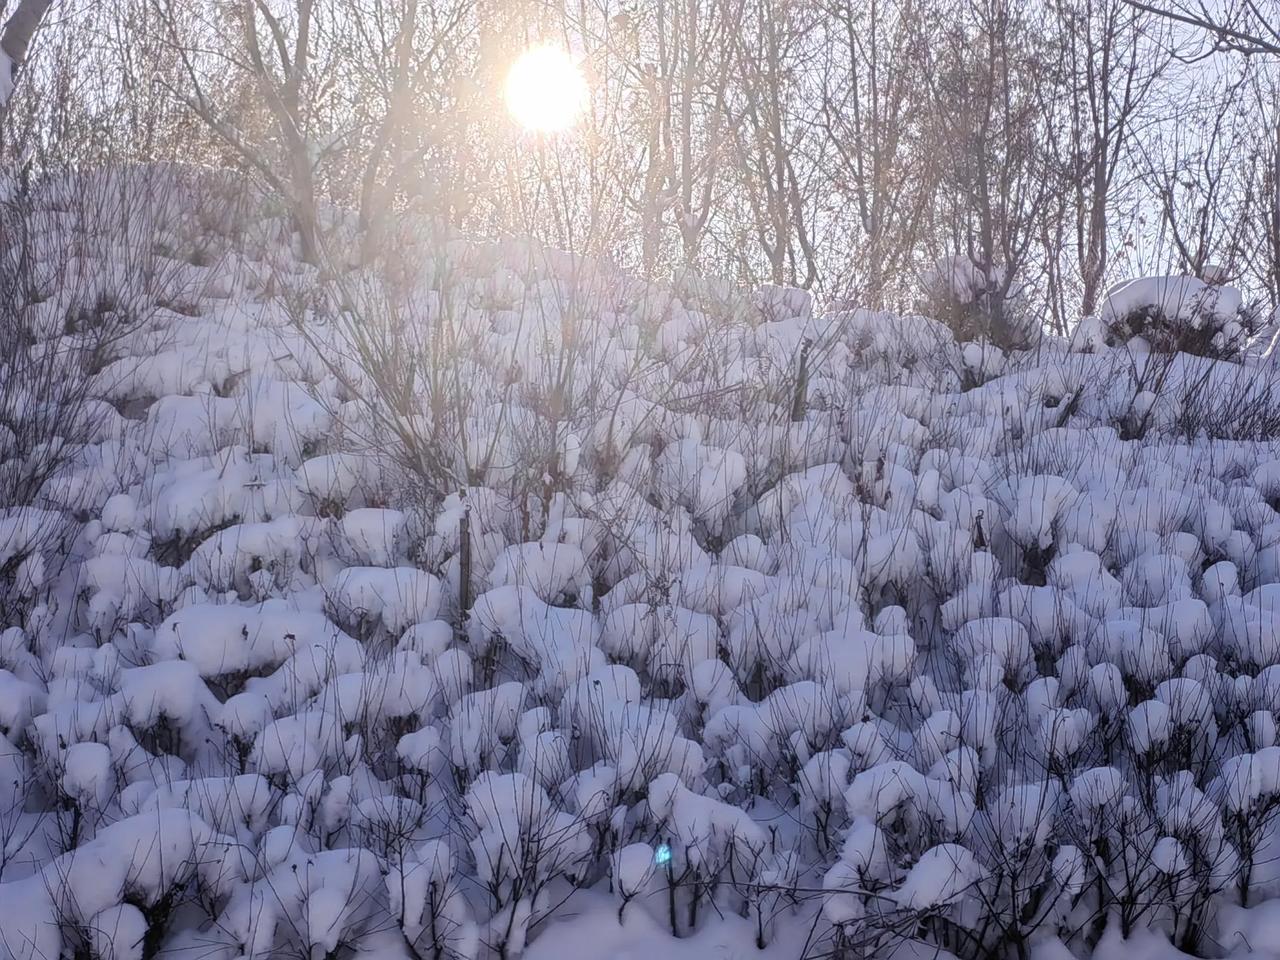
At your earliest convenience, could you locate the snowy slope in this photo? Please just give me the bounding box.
[3,166,1280,960]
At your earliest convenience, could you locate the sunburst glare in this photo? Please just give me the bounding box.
[505,45,587,133]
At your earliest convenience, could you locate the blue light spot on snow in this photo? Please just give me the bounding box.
[655,843,672,865]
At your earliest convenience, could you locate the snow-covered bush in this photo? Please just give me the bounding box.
[1099,276,1260,359]
[919,255,1040,353]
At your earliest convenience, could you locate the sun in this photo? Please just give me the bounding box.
[505,46,588,133]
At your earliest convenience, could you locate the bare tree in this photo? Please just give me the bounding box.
[4,1,218,168]
[1045,0,1169,319]
[1138,70,1255,281]
[151,0,326,261]
[153,0,475,264]
[920,0,1056,344]
[624,0,738,277]
[342,0,479,249]
[817,0,933,309]
[724,0,823,289]
[1239,74,1280,313]
[1124,0,1280,58]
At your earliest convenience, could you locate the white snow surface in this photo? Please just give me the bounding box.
[4,166,1280,960]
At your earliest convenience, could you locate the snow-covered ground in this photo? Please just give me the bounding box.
[4,166,1280,960]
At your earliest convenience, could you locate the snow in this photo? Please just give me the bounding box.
[326,565,445,634]
[1103,276,1243,329]
[86,903,147,960]
[893,843,986,908]
[612,842,657,899]
[6,167,1280,960]
[60,740,114,806]
[487,540,591,603]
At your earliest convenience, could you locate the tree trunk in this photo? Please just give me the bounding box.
[0,0,53,125]
[0,0,51,72]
